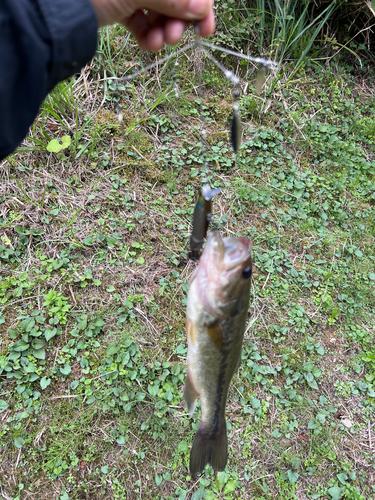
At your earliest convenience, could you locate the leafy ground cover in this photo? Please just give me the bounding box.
[0,21,375,500]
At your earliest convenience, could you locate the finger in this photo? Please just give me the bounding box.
[122,3,214,51]
[123,10,186,50]
[122,9,150,50]
[196,7,215,37]
[124,11,168,52]
[164,18,187,46]
[136,11,167,52]
[133,0,213,22]
[146,9,165,25]
[146,26,165,52]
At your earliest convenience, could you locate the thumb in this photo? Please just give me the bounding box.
[92,0,214,29]
[130,0,213,21]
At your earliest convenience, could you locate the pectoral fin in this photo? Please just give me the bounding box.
[186,318,196,345]
[184,370,198,415]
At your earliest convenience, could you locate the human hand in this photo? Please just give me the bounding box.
[90,0,215,51]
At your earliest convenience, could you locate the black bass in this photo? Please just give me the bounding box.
[184,229,252,476]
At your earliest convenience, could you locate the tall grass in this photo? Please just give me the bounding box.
[214,0,353,83]
[220,1,340,57]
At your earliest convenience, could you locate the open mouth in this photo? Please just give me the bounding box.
[223,238,252,271]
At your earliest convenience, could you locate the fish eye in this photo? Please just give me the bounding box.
[242,266,252,279]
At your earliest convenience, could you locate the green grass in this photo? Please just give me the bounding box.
[0,21,375,500]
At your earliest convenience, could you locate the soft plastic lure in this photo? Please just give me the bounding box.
[189,185,221,261]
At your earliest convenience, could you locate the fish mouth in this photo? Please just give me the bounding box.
[223,237,252,271]
[204,230,252,271]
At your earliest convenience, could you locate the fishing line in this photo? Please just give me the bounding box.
[194,24,209,187]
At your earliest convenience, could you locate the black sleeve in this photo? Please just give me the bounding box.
[0,0,98,160]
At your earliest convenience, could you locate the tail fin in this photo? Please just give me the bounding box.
[189,418,227,476]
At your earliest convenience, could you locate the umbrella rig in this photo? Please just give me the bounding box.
[108,26,278,261]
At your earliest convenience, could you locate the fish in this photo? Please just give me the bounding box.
[189,185,221,262]
[184,229,252,476]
